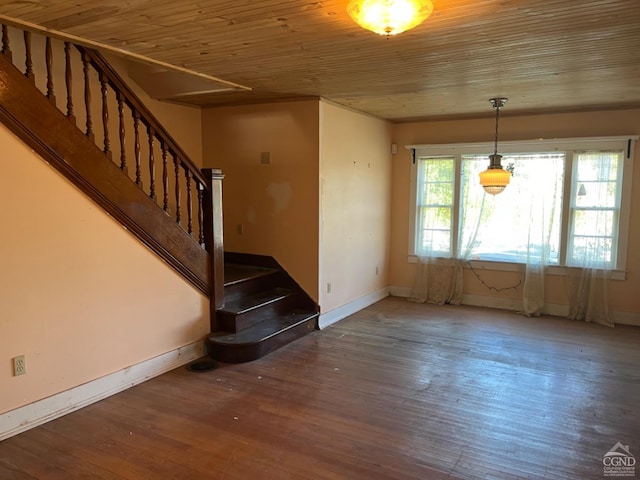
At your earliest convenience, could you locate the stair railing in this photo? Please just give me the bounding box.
[0,24,224,322]
[1,24,208,246]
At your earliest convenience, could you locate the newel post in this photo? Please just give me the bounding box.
[202,168,225,332]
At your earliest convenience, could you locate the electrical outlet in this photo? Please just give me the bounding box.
[327,282,332,294]
[376,266,379,275]
[13,355,26,376]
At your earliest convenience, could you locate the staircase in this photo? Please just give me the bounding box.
[208,253,319,363]
[0,22,318,363]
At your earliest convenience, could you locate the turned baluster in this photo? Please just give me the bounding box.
[81,51,94,140]
[133,111,142,187]
[197,183,204,246]
[99,72,111,158]
[148,126,156,200]
[64,42,75,122]
[162,142,169,212]
[117,91,127,173]
[24,31,34,81]
[186,170,193,235]
[174,157,182,225]
[2,25,13,62]
[45,37,55,104]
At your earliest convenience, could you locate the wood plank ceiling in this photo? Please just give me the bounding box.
[1,0,639,121]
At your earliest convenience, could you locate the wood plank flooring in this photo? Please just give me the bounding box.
[2,297,640,479]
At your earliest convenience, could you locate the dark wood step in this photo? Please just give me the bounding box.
[224,264,278,287]
[220,286,294,314]
[218,287,301,332]
[223,264,287,304]
[212,252,320,363]
[206,312,319,363]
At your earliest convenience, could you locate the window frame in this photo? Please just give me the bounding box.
[566,150,625,268]
[407,136,637,278]
[414,156,456,257]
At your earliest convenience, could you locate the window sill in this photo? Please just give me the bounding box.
[407,255,627,281]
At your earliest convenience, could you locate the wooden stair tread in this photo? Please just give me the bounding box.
[224,264,278,286]
[209,312,318,346]
[220,287,295,314]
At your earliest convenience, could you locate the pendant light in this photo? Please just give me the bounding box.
[479,98,511,195]
[347,0,434,36]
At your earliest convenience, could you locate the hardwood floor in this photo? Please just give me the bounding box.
[2,297,640,479]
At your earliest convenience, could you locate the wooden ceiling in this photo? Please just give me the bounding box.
[1,0,639,121]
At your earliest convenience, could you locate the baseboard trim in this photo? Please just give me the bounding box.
[0,341,205,441]
[615,311,640,326]
[389,286,412,298]
[389,286,640,325]
[319,287,390,329]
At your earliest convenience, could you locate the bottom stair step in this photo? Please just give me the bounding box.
[207,312,318,363]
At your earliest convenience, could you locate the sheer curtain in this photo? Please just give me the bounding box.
[519,155,564,316]
[409,144,625,324]
[414,154,566,313]
[567,268,612,326]
[566,152,621,327]
[409,256,458,305]
[409,157,459,305]
[454,154,564,316]
[409,158,488,305]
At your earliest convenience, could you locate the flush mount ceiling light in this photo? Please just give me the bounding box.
[347,0,434,36]
[479,98,511,195]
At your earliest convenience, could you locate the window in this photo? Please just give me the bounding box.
[568,151,624,267]
[415,157,455,257]
[409,137,635,272]
[458,153,565,264]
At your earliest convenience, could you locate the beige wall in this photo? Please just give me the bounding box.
[201,100,320,300]
[319,101,392,312]
[0,124,209,414]
[390,108,640,315]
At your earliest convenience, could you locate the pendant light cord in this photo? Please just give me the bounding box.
[493,103,500,156]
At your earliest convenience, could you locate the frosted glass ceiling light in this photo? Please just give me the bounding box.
[479,98,511,195]
[347,0,434,36]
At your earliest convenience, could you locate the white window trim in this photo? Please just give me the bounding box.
[406,136,637,280]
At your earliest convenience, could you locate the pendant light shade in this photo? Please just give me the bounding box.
[479,154,511,195]
[347,0,434,36]
[479,98,511,195]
